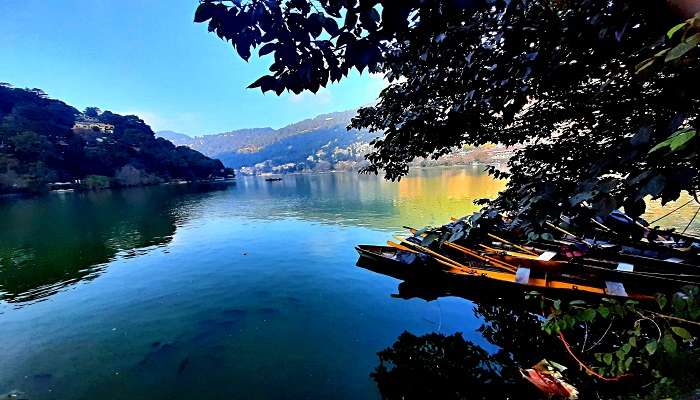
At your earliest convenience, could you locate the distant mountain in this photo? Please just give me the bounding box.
[157,110,377,173]
[155,109,516,175]
[156,130,192,145]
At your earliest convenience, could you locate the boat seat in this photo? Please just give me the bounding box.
[515,267,530,284]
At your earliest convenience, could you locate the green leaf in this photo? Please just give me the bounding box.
[671,326,692,340]
[649,129,697,153]
[603,353,613,365]
[645,340,658,355]
[653,48,670,58]
[687,32,700,47]
[569,300,586,306]
[664,33,700,62]
[553,299,561,310]
[673,294,688,312]
[634,57,656,74]
[541,232,554,241]
[657,294,668,310]
[580,308,596,322]
[558,319,568,331]
[622,343,632,354]
[616,349,626,360]
[669,130,697,151]
[629,336,637,347]
[624,356,633,371]
[661,334,677,353]
[598,306,610,318]
[667,22,687,39]
[194,2,216,23]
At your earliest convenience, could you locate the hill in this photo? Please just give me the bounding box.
[0,84,232,194]
[156,130,192,145]
[157,109,515,175]
[157,110,377,174]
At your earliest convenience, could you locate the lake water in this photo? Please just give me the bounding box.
[0,167,697,399]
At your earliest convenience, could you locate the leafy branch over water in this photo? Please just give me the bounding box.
[195,0,699,233]
[529,286,700,397]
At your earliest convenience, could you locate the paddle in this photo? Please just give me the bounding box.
[402,226,518,273]
[387,240,418,254]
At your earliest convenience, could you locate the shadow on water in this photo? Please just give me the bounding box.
[358,259,645,399]
[0,182,231,304]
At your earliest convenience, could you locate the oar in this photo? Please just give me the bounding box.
[403,226,518,273]
[444,241,518,273]
[486,233,538,256]
[546,221,586,243]
[387,240,418,254]
[393,236,474,271]
[479,244,540,260]
[590,218,612,232]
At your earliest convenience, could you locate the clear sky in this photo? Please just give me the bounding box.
[0,0,386,136]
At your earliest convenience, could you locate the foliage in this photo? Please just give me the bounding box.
[0,84,230,194]
[114,165,162,187]
[531,286,700,397]
[195,0,699,232]
[82,175,111,190]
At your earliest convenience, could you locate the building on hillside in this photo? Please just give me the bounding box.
[73,116,114,134]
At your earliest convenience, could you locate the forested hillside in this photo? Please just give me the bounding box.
[0,84,230,194]
[157,110,375,173]
[157,109,513,174]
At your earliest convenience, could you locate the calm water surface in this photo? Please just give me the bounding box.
[0,167,697,399]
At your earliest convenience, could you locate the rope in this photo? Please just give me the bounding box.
[558,332,632,382]
[649,199,694,224]
[681,206,700,235]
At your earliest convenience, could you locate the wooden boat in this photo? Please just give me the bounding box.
[355,244,655,301]
[476,246,700,287]
[406,225,700,285]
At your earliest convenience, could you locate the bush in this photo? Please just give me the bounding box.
[82,175,111,190]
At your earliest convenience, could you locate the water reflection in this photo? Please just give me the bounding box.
[363,264,638,399]
[643,193,700,236]
[1,167,696,307]
[0,183,231,303]
[230,167,505,230]
[0,167,696,399]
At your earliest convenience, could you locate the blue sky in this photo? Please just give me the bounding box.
[0,0,386,136]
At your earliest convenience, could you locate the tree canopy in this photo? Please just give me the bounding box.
[0,84,231,194]
[195,0,699,231]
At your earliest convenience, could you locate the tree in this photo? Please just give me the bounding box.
[83,107,101,118]
[0,85,228,194]
[195,0,699,231]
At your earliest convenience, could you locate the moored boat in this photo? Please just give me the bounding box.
[355,244,656,301]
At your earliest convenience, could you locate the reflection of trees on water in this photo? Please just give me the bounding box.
[371,283,544,399]
[0,183,230,303]
[372,331,533,399]
[370,279,636,399]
